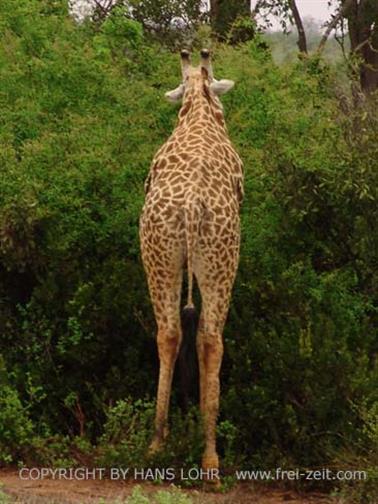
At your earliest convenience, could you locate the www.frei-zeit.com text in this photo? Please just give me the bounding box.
[18,467,368,482]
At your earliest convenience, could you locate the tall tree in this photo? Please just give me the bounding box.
[345,0,378,93]
[252,0,307,52]
[317,0,378,93]
[289,0,307,53]
[254,0,377,93]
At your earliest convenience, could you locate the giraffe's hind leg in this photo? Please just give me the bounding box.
[196,289,229,473]
[194,236,239,475]
[146,268,184,454]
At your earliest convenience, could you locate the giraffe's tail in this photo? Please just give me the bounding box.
[178,304,199,410]
[177,200,201,410]
[183,200,201,311]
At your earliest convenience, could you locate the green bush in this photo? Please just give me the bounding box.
[96,400,204,472]
[0,357,34,464]
[148,407,204,471]
[125,485,193,504]
[332,401,378,503]
[96,398,155,467]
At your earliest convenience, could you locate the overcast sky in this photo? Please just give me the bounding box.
[288,0,336,20]
[74,1,338,28]
[251,0,337,27]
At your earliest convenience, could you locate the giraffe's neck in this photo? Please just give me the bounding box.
[176,89,228,138]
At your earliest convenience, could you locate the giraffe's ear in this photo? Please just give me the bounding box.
[165,84,185,103]
[210,79,234,96]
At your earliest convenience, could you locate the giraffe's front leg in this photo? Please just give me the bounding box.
[149,323,181,454]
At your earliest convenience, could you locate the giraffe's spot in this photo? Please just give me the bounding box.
[179,100,192,118]
[218,194,227,206]
[168,155,180,164]
[164,206,175,219]
[219,166,228,177]
[161,188,171,198]
[208,188,217,199]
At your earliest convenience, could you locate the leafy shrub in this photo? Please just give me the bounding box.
[126,485,193,504]
[149,407,204,472]
[96,398,155,467]
[0,357,34,464]
[332,401,378,503]
[96,400,204,473]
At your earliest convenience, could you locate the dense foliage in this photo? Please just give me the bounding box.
[0,0,377,499]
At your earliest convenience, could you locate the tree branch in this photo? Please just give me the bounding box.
[251,0,264,18]
[334,18,348,62]
[92,0,116,20]
[317,0,354,53]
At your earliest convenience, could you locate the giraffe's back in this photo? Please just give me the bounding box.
[140,151,242,281]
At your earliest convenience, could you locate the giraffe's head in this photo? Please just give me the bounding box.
[165,49,234,104]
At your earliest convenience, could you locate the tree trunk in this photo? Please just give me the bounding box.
[345,0,378,93]
[289,0,307,53]
[359,13,378,92]
[210,0,219,27]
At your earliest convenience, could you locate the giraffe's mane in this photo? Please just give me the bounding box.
[178,78,224,126]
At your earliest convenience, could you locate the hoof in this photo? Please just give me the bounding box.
[201,454,220,489]
[203,478,222,491]
[202,454,219,471]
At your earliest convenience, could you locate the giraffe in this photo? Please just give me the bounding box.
[139,49,244,478]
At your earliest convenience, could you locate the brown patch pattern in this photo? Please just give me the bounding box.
[139,65,244,474]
